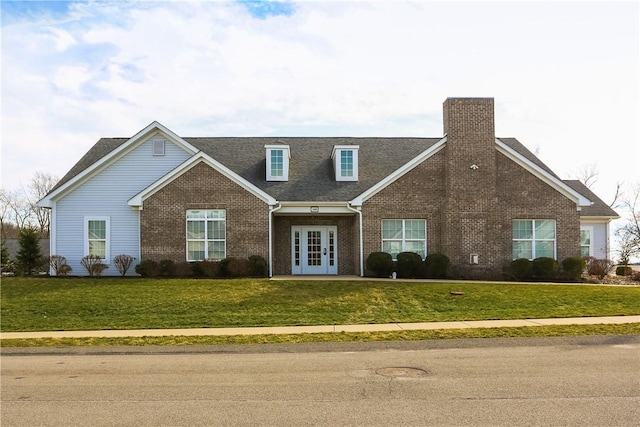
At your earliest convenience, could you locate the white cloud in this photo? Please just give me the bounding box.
[1,0,638,213]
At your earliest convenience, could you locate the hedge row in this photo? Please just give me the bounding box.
[135,256,268,278]
[365,252,450,279]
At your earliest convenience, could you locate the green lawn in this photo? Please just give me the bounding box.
[2,277,639,333]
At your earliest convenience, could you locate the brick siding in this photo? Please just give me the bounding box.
[362,98,580,279]
[140,161,269,263]
[273,215,357,275]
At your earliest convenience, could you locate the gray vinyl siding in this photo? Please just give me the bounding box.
[52,138,192,276]
[590,223,609,260]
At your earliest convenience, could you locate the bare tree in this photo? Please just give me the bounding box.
[615,182,640,263]
[25,171,58,237]
[574,162,599,189]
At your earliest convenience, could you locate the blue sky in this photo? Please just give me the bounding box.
[1,1,638,215]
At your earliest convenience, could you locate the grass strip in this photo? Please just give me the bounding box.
[2,277,639,332]
[2,323,638,347]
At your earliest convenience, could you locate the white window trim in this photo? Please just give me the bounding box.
[84,216,110,262]
[512,219,557,260]
[381,219,427,260]
[331,145,359,182]
[265,145,290,181]
[186,210,227,261]
[580,225,594,258]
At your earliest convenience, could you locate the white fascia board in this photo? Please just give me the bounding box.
[580,216,620,222]
[276,201,353,215]
[495,139,592,207]
[350,137,446,206]
[128,152,277,207]
[38,121,199,207]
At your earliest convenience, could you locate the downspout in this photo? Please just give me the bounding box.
[268,202,282,277]
[346,202,364,277]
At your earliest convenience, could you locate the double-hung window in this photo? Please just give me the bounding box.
[85,216,110,260]
[331,145,359,181]
[265,145,290,181]
[580,226,593,258]
[382,219,426,259]
[186,210,226,261]
[512,219,556,259]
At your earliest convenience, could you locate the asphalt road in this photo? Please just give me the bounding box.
[2,336,639,426]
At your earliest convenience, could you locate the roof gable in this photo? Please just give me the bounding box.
[38,122,198,207]
[128,152,276,207]
[495,138,592,207]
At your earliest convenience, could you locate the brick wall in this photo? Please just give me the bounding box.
[362,98,581,279]
[273,215,357,275]
[140,161,269,262]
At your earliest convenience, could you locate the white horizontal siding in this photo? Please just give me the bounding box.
[581,221,610,260]
[53,137,192,276]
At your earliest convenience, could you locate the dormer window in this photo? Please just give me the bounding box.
[265,145,290,181]
[331,145,359,181]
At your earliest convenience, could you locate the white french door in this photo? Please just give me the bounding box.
[291,226,338,275]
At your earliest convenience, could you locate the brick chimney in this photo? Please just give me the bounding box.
[441,98,499,277]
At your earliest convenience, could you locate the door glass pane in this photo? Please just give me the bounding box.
[580,230,591,245]
[307,231,322,266]
[294,231,300,266]
[329,231,335,266]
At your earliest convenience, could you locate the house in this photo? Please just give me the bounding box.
[38,98,618,278]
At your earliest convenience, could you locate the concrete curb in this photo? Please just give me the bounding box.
[2,316,638,340]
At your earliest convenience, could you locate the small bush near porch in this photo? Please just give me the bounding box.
[1,277,639,333]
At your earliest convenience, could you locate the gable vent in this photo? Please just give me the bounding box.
[152,139,165,156]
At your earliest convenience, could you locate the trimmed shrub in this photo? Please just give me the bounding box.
[560,257,585,282]
[135,259,160,278]
[81,255,108,277]
[424,253,450,279]
[615,266,633,276]
[585,257,615,280]
[198,259,221,278]
[249,255,268,277]
[175,261,194,278]
[365,252,393,278]
[510,258,532,281]
[531,257,558,281]
[50,255,72,276]
[159,259,176,277]
[113,254,135,277]
[396,252,423,279]
[221,257,254,278]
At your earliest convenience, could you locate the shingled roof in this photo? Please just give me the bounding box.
[563,180,619,218]
[49,133,598,206]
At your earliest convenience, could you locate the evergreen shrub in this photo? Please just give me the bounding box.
[424,253,450,279]
[365,252,393,278]
[396,252,423,278]
[510,258,532,281]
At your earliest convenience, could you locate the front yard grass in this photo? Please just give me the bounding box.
[2,277,639,333]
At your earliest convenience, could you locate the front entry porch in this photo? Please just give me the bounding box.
[291,226,338,275]
[272,214,359,276]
